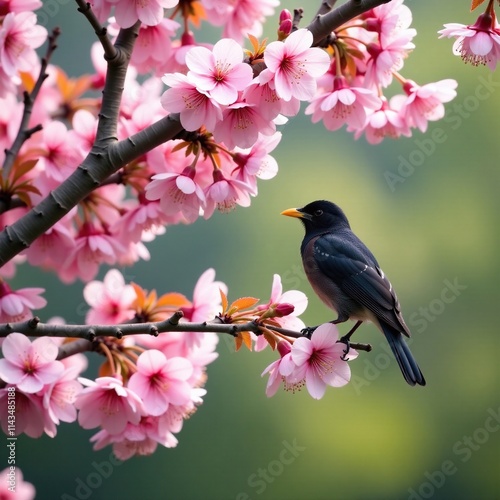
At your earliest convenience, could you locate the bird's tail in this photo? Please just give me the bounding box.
[381,323,426,386]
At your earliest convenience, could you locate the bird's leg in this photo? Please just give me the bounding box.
[340,320,363,360]
[301,315,348,339]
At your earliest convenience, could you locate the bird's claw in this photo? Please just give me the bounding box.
[339,334,351,361]
[300,326,318,339]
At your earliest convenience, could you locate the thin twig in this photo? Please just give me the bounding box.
[74,0,116,60]
[2,28,60,179]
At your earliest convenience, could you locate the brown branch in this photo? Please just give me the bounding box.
[0,312,373,358]
[2,28,60,179]
[306,0,391,46]
[74,0,116,60]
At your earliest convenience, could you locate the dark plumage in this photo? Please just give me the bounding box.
[282,200,425,386]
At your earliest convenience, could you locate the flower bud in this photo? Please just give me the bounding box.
[277,339,292,357]
[279,9,292,23]
[274,302,295,317]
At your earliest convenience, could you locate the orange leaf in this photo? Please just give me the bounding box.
[229,296,260,312]
[234,331,252,351]
[471,0,485,10]
[156,292,191,308]
[98,360,113,377]
[19,72,35,93]
[131,282,145,308]
[220,289,228,313]
[11,159,38,183]
[263,331,277,350]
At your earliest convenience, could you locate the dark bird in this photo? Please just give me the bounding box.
[281,200,425,386]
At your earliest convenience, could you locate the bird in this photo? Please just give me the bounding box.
[281,200,425,386]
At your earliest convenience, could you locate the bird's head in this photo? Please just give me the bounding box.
[281,200,351,235]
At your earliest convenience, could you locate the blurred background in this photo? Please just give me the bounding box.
[12,0,499,499]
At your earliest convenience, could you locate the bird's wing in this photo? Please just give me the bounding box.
[314,232,410,335]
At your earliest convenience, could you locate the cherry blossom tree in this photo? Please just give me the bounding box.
[0,0,496,495]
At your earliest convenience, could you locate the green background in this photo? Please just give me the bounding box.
[11,1,500,499]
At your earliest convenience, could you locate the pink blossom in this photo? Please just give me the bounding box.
[0,12,47,77]
[353,96,410,144]
[212,101,275,150]
[131,19,180,74]
[203,0,278,43]
[114,0,179,29]
[395,78,458,132]
[365,0,414,45]
[0,0,42,15]
[306,76,382,131]
[439,13,500,70]
[203,168,253,218]
[59,224,126,283]
[33,120,82,183]
[128,350,193,416]
[261,29,330,101]
[145,167,206,223]
[261,340,296,397]
[69,109,98,157]
[75,376,146,435]
[0,388,45,437]
[161,73,223,131]
[0,467,35,500]
[0,283,47,323]
[83,269,136,324]
[23,216,76,272]
[243,79,283,121]
[0,333,64,393]
[290,323,357,399]
[42,365,83,431]
[364,32,415,88]
[255,274,308,351]
[186,38,253,105]
[232,132,282,189]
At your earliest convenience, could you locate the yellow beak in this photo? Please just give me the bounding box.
[281,208,304,219]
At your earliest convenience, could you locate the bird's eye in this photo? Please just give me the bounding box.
[314,209,323,217]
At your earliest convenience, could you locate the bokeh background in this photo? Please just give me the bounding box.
[11,0,500,499]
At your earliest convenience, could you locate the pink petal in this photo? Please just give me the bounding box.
[176,175,196,195]
[305,369,327,399]
[2,333,32,364]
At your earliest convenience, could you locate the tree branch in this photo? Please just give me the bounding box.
[2,28,60,179]
[307,0,391,46]
[0,313,373,356]
[74,0,116,60]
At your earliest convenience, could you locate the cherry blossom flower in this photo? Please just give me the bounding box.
[290,323,358,399]
[364,32,415,88]
[128,350,193,416]
[161,73,223,131]
[0,282,47,323]
[395,78,458,132]
[0,467,35,500]
[59,224,126,283]
[0,388,45,437]
[0,12,47,77]
[75,376,146,435]
[145,167,206,223]
[130,19,180,74]
[42,365,83,432]
[186,38,253,105]
[353,96,410,144]
[114,0,179,29]
[438,13,500,70]
[212,101,275,149]
[306,76,382,131]
[83,269,137,324]
[365,0,414,45]
[261,29,330,101]
[203,168,253,218]
[261,340,296,397]
[0,333,64,393]
[203,0,279,43]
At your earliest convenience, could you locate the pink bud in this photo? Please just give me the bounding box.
[278,19,293,37]
[279,9,292,23]
[181,31,196,46]
[277,340,292,358]
[274,303,295,317]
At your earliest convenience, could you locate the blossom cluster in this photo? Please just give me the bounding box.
[0,269,355,459]
[0,268,225,459]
